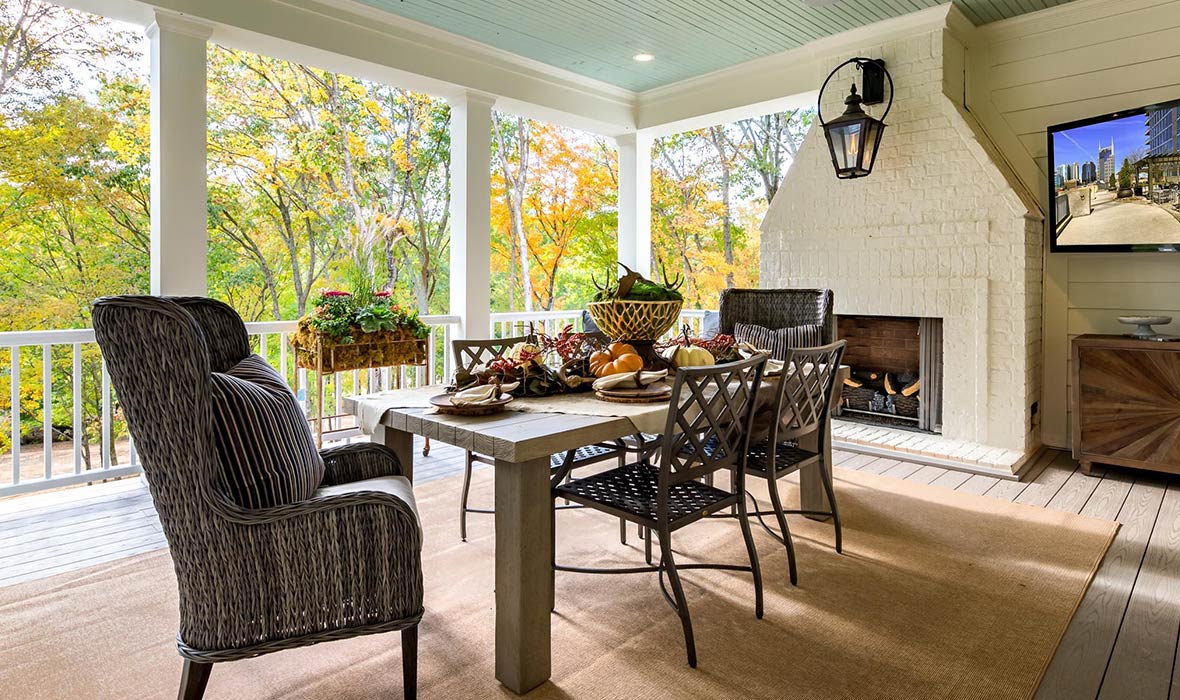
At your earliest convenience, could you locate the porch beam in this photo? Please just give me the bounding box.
[148,11,212,296]
[449,92,496,338]
[616,132,652,277]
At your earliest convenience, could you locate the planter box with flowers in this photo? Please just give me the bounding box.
[290,290,431,373]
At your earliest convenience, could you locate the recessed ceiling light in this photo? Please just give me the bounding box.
[633,53,654,62]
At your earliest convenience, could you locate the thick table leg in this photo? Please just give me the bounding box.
[799,416,833,522]
[800,371,847,522]
[494,456,553,694]
[374,424,415,483]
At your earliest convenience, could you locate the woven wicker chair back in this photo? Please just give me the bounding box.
[772,341,847,444]
[660,354,767,487]
[718,288,835,344]
[452,334,535,373]
[92,295,425,660]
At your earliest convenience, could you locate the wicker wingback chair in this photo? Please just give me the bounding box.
[718,288,836,343]
[91,296,423,700]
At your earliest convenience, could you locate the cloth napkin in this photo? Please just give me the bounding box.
[735,342,786,375]
[592,369,668,391]
[450,381,519,406]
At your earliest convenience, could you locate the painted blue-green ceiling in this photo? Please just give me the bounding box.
[356,0,1078,92]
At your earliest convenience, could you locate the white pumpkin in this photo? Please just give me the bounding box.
[669,345,714,368]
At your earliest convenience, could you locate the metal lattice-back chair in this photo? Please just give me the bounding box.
[451,335,630,542]
[718,288,836,344]
[746,340,847,585]
[553,353,768,668]
[92,296,423,700]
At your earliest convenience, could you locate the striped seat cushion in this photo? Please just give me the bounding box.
[211,354,324,508]
[733,322,823,361]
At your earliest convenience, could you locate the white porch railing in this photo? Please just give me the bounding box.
[1,309,711,498]
[0,315,460,497]
[490,308,709,339]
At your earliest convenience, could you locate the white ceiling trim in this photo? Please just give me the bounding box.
[635,4,959,131]
[69,0,639,135]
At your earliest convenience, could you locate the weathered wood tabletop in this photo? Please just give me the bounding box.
[343,373,843,694]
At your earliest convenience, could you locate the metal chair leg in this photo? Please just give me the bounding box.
[403,623,422,698]
[767,477,799,586]
[644,526,653,565]
[737,495,764,619]
[619,518,627,545]
[178,659,212,700]
[402,625,418,700]
[656,528,697,668]
[819,462,843,553]
[459,453,474,542]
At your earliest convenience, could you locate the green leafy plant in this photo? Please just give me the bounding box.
[307,290,430,342]
[590,261,685,302]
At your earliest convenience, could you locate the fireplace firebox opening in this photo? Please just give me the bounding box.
[836,315,943,433]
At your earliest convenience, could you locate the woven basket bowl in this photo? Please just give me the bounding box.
[586,299,683,340]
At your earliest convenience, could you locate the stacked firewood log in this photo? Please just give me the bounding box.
[842,368,920,417]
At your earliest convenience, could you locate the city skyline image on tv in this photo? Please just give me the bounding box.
[1050,104,1180,251]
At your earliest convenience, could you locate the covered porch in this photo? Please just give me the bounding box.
[2,1,1179,699]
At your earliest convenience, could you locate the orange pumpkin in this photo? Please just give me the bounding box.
[588,342,643,377]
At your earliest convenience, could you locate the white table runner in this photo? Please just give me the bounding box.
[353,385,677,435]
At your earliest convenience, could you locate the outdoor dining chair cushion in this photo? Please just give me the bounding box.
[733,321,824,361]
[210,354,325,508]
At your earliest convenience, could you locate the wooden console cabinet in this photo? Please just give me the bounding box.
[1072,334,1180,475]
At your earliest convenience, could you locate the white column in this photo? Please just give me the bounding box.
[449,92,496,338]
[147,12,212,296]
[616,131,653,277]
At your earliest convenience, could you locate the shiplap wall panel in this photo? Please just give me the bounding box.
[1067,310,1180,336]
[1068,283,1180,310]
[987,1,1179,65]
[979,0,1180,448]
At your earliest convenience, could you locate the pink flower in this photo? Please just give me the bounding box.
[375,291,391,298]
[322,290,351,298]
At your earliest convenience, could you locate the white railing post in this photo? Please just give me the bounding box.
[42,345,52,479]
[448,92,495,340]
[148,11,212,296]
[617,131,653,277]
[10,346,19,485]
[72,343,82,474]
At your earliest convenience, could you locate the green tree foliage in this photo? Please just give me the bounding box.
[205,47,453,320]
[0,0,813,475]
[0,1,146,465]
[651,108,813,308]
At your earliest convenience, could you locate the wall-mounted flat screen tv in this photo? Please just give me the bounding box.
[1049,102,1180,252]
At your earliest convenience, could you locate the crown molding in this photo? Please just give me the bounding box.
[636,4,953,131]
[134,0,636,135]
[146,10,213,41]
[286,0,636,104]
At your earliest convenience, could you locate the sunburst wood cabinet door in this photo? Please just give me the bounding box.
[1072,335,1180,475]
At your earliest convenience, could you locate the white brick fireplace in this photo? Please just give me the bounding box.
[760,29,1044,468]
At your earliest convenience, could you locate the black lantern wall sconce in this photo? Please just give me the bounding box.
[818,57,893,180]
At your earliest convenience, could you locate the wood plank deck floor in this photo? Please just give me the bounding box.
[1,439,1175,699]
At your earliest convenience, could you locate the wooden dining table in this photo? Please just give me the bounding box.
[342,369,846,694]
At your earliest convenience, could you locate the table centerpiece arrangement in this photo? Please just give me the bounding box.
[586,262,684,369]
[657,325,740,370]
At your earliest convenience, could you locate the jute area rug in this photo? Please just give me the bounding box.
[0,467,1116,700]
